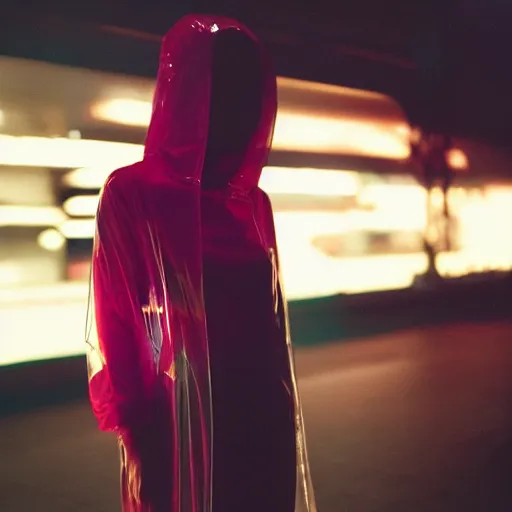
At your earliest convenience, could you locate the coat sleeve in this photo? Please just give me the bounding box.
[253,188,289,333]
[86,173,157,433]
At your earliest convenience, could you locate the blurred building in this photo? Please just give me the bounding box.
[1,56,512,366]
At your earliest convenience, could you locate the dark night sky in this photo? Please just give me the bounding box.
[2,0,512,146]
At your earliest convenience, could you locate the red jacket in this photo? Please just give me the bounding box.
[86,14,316,512]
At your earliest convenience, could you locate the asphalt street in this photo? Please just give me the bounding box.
[2,321,512,511]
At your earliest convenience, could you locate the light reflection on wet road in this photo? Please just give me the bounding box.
[1,321,512,511]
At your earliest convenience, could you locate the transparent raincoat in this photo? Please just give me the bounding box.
[86,14,317,512]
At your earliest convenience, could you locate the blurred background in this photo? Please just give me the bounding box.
[1,1,512,511]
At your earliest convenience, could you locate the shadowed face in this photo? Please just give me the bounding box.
[203,29,263,189]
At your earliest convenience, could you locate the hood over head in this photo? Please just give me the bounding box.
[144,15,277,192]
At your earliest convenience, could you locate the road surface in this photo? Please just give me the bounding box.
[1,321,512,511]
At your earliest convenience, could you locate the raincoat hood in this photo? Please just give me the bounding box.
[144,15,277,192]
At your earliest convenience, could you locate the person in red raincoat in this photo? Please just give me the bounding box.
[86,14,317,512]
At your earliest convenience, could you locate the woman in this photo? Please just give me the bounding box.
[86,14,316,512]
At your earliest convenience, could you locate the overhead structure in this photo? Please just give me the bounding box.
[0,56,416,168]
